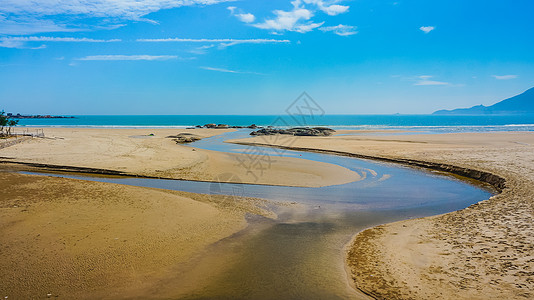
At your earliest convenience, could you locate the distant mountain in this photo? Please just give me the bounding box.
[433,87,534,115]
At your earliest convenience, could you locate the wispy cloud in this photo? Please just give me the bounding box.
[78,55,179,61]
[189,44,216,54]
[492,75,518,80]
[232,0,351,34]
[2,36,121,43]
[0,36,121,48]
[419,26,435,34]
[200,66,264,75]
[137,38,290,49]
[414,75,449,86]
[319,24,357,36]
[0,0,232,34]
[0,16,84,35]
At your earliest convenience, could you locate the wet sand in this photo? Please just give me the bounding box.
[0,170,275,299]
[232,131,534,299]
[0,127,359,187]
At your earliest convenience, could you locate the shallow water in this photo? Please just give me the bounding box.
[22,130,494,299]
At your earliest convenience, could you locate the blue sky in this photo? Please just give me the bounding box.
[0,0,533,115]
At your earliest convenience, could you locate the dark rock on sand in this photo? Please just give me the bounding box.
[166,133,202,144]
[201,123,229,129]
[250,127,335,136]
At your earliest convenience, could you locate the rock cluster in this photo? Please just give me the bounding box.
[195,124,260,129]
[250,127,335,136]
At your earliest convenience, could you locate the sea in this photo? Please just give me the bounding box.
[15,114,534,134]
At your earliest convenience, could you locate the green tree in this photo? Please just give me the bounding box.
[7,119,18,135]
[0,111,8,136]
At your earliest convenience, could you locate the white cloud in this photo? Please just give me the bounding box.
[254,6,320,33]
[492,75,518,80]
[302,0,349,16]
[236,13,255,23]
[78,55,179,61]
[200,66,264,75]
[319,24,357,36]
[321,4,349,15]
[0,0,232,34]
[0,36,121,48]
[419,26,435,34]
[414,75,449,86]
[227,6,255,23]
[234,0,350,33]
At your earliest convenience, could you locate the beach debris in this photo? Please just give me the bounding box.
[250,127,335,137]
[166,133,202,144]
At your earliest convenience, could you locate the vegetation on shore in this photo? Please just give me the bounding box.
[0,110,19,137]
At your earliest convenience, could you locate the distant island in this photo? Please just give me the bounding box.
[433,87,534,115]
[7,113,75,119]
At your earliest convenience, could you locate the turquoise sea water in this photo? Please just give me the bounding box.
[16,114,534,133]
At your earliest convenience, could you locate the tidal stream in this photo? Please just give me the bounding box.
[23,130,493,299]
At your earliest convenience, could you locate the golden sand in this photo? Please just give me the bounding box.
[0,170,275,299]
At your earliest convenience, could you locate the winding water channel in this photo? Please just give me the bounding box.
[25,130,493,299]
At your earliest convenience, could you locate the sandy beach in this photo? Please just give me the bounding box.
[2,128,533,299]
[232,131,534,299]
[0,127,360,187]
[0,169,277,299]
